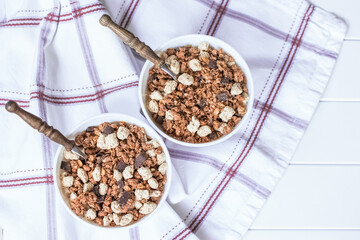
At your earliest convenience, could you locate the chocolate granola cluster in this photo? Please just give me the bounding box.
[60,122,167,227]
[147,42,249,143]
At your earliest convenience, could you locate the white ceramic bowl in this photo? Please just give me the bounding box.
[139,34,254,147]
[53,113,172,230]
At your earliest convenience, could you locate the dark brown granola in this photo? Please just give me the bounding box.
[60,122,167,227]
[147,42,249,143]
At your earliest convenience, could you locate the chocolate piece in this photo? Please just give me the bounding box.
[155,116,164,125]
[209,59,218,69]
[97,155,106,165]
[93,184,100,196]
[102,125,114,135]
[149,73,157,81]
[97,195,105,204]
[198,99,207,109]
[198,76,204,83]
[221,77,230,84]
[216,92,228,102]
[165,104,173,110]
[86,126,95,132]
[134,152,147,169]
[60,161,71,172]
[208,132,217,139]
[115,161,127,172]
[117,179,124,191]
[234,113,242,118]
[118,191,131,206]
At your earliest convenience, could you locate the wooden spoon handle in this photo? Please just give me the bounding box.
[5,101,74,151]
[99,14,164,67]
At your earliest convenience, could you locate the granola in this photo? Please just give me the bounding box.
[59,122,167,227]
[147,42,249,143]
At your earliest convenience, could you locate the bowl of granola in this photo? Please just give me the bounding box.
[53,113,172,229]
[139,34,253,147]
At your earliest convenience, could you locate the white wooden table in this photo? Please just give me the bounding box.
[243,1,360,239]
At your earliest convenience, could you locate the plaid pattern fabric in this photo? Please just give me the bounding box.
[0,0,347,239]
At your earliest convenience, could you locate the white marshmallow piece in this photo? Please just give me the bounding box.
[149,90,163,101]
[119,214,133,226]
[197,125,212,137]
[158,163,167,175]
[216,123,227,134]
[123,165,134,180]
[99,183,108,196]
[187,116,200,133]
[113,169,122,181]
[165,55,177,66]
[227,61,236,67]
[230,83,243,96]
[198,41,209,51]
[199,51,210,58]
[135,189,150,200]
[148,100,159,113]
[92,166,101,182]
[165,110,174,120]
[150,190,161,198]
[111,201,121,213]
[117,126,130,140]
[113,213,121,225]
[148,178,159,189]
[63,150,79,160]
[157,153,166,165]
[242,92,249,106]
[139,202,157,215]
[146,149,156,158]
[103,214,113,226]
[169,59,180,75]
[85,208,97,220]
[219,106,235,122]
[189,59,202,71]
[146,139,160,148]
[134,201,143,209]
[97,133,119,149]
[83,182,93,193]
[70,192,77,200]
[178,73,194,86]
[138,167,153,180]
[62,176,74,187]
[77,168,88,183]
[164,81,177,94]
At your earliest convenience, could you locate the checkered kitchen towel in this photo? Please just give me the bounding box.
[0,0,347,239]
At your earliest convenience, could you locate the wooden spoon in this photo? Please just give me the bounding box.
[5,101,86,159]
[99,14,176,79]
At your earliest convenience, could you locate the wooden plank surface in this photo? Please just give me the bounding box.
[244,230,360,240]
[292,102,360,164]
[250,165,360,228]
[321,42,360,100]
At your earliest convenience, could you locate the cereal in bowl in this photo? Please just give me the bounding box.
[59,122,167,227]
[147,42,249,143]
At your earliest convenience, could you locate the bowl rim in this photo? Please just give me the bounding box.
[53,113,172,230]
[138,34,254,147]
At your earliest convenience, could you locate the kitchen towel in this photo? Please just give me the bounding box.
[0,0,347,239]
